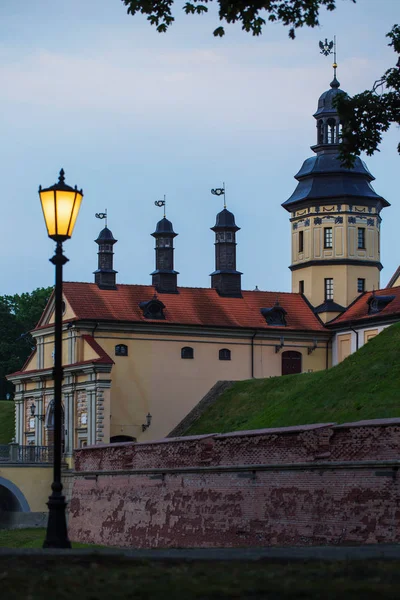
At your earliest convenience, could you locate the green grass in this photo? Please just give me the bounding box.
[0,556,400,599]
[185,323,400,436]
[0,528,104,549]
[0,400,14,444]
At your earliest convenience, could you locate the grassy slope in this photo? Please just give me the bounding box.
[185,323,400,436]
[0,401,14,444]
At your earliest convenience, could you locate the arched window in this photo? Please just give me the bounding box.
[181,346,194,359]
[219,348,231,361]
[115,344,128,356]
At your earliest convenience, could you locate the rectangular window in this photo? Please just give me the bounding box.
[358,227,365,249]
[299,280,304,294]
[324,227,333,249]
[299,230,304,253]
[357,278,365,293]
[325,278,334,301]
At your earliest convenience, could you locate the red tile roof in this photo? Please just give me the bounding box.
[39,282,326,332]
[329,286,400,326]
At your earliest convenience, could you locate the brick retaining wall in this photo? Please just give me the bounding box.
[68,419,400,548]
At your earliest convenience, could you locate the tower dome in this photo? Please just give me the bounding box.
[152,217,177,237]
[314,77,346,117]
[95,226,117,242]
[212,208,240,231]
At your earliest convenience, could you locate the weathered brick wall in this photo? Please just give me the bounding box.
[68,419,400,548]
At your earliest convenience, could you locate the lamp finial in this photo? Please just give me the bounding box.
[58,169,65,184]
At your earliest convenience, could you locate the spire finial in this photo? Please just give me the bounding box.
[319,36,339,86]
[155,195,166,218]
[333,35,337,80]
[58,168,65,184]
[95,208,108,227]
[211,184,226,209]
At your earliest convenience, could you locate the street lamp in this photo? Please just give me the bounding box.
[39,168,83,549]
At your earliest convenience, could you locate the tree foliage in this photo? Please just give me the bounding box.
[0,287,53,398]
[336,24,400,166]
[121,0,344,38]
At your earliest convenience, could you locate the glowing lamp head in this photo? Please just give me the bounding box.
[39,169,83,242]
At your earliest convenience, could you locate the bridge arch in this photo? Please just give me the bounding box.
[0,476,30,512]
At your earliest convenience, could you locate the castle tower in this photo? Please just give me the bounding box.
[151,217,179,293]
[94,226,117,289]
[282,75,389,322]
[210,208,242,297]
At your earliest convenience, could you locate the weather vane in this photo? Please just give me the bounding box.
[95,208,107,227]
[154,195,166,218]
[319,35,337,79]
[211,183,226,209]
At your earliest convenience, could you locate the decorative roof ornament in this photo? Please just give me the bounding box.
[155,195,166,218]
[95,208,108,227]
[211,183,226,209]
[319,35,338,83]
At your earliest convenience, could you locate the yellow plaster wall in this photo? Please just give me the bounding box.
[290,204,381,308]
[22,352,37,373]
[337,334,351,363]
[292,264,380,309]
[82,339,101,362]
[48,297,76,324]
[96,333,328,441]
[42,335,70,368]
[364,329,379,344]
[0,466,52,512]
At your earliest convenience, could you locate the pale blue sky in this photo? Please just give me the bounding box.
[0,0,398,295]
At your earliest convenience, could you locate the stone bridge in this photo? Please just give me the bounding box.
[0,443,52,529]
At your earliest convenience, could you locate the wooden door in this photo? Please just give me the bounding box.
[282,351,302,375]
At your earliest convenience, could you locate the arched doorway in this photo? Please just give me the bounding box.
[45,400,65,451]
[282,351,302,375]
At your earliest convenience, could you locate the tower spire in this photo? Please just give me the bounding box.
[94,213,117,289]
[151,201,179,293]
[210,189,242,297]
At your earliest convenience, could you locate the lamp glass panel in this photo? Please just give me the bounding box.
[67,191,83,237]
[39,190,56,237]
[55,189,81,238]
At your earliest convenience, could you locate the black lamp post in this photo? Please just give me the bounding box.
[39,168,83,549]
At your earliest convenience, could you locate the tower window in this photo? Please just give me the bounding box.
[219,348,231,361]
[357,278,365,293]
[325,278,334,301]
[157,237,171,248]
[299,280,304,294]
[299,231,304,253]
[181,346,194,359]
[317,120,323,144]
[327,118,336,144]
[324,227,333,249]
[115,344,128,356]
[358,228,366,249]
